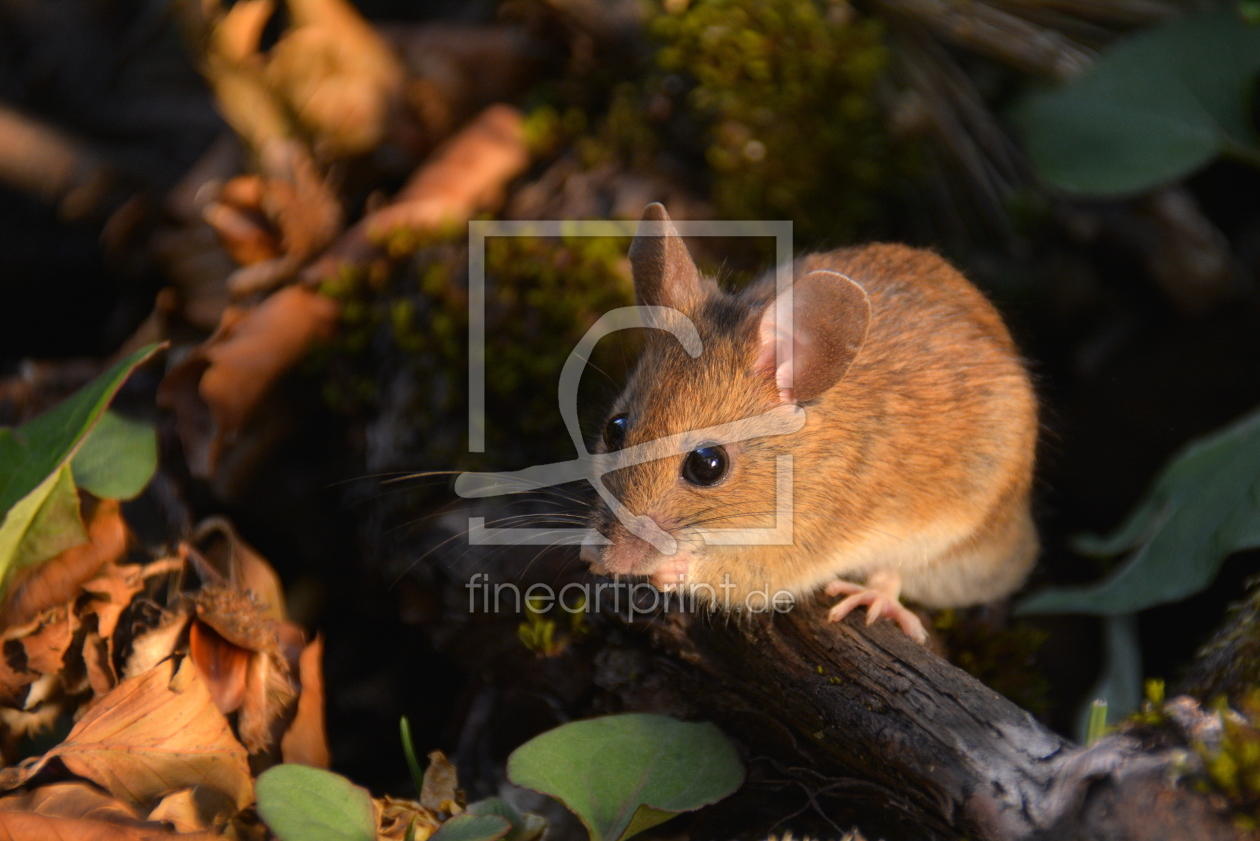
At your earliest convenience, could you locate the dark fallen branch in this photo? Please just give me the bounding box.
[406,501,1242,841]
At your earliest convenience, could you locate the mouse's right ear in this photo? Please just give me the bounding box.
[628,203,703,311]
[755,270,871,403]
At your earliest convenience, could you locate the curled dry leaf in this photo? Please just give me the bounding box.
[376,795,443,841]
[146,785,240,834]
[235,635,298,759]
[222,140,344,298]
[0,498,129,629]
[302,103,529,283]
[265,0,406,158]
[0,780,145,824]
[5,657,253,814]
[364,103,528,239]
[0,605,77,704]
[123,612,192,682]
[157,285,339,478]
[0,809,219,841]
[420,751,461,814]
[279,634,329,768]
[190,519,288,624]
[189,620,250,715]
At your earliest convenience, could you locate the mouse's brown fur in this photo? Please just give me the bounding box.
[585,205,1037,632]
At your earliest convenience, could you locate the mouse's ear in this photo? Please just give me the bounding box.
[628,203,703,311]
[755,270,871,403]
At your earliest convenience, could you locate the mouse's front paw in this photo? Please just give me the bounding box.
[825,572,927,643]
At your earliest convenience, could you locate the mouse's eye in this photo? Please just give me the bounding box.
[682,445,729,487]
[603,413,629,450]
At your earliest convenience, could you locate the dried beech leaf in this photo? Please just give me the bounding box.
[146,785,238,833]
[81,560,148,642]
[1,498,128,628]
[279,634,328,768]
[376,795,442,841]
[16,657,252,812]
[302,104,528,284]
[364,105,526,240]
[193,583,278,652]
[123,613,191,680]
[189,620,249,715]
[0,780,144,823]
[82,632,116,699]
[157,286,339,478]
[1,606,78,703]
[237,647,297,757]
[420,751,460,813]
[0,809,217,840]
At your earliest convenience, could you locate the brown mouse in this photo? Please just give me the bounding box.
[581,203,1038,642]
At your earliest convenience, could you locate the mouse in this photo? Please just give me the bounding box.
[580,203,1038,643]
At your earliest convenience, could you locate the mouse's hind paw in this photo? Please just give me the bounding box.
[825,572,927,643]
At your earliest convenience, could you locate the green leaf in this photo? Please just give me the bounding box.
[467,798,546,841]
[0,465,86,573]
[1018,404,1260,616]
[506,713,744,841]
[70,410,157,500]
[1012,10,1260,197]
[255,765,377,841]
[428,814,512,841]
[0,344,161,592]
[0,344,161,516]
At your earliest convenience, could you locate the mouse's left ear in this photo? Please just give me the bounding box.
[755,270,871,403]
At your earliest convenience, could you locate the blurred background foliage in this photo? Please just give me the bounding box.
[3,0,1260,825]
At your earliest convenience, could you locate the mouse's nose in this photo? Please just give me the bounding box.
[580,541,600,565]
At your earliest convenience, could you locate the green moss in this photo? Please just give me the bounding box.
[648,0,893,242]
[1193,707,1260,828]
[314,232,634,473]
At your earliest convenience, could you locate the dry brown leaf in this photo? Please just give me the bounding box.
[364,104,526,239]
[420,751,460,813]
[82,631,117,699]
[0,498,129,629]
[191,520,287,623]
[189,620,249,715]
[157,285,339,478]
[0,809,218,841]
[302,103,528,283]
[235,646,296,758]
[124,613,191,681]
[267,0,404,157]
[376,796,441,841]
[202,201,282,267]
[82,562,148,642]
[0,606,78,703]
[279,634,328,768]
[193,586,278,654]
[12,657,252,813]
[146,785,238,833]
[0,780,144,824]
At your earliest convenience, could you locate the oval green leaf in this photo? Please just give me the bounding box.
[1018,403,1260,616]
[71,409,158,500]
[1013,10,1260,197]
[0,343,162,589]
[429,813,512,841]
[255,764,376,841]
[506,713,744,841]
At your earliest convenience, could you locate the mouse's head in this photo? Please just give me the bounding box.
[582,203,871,604]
